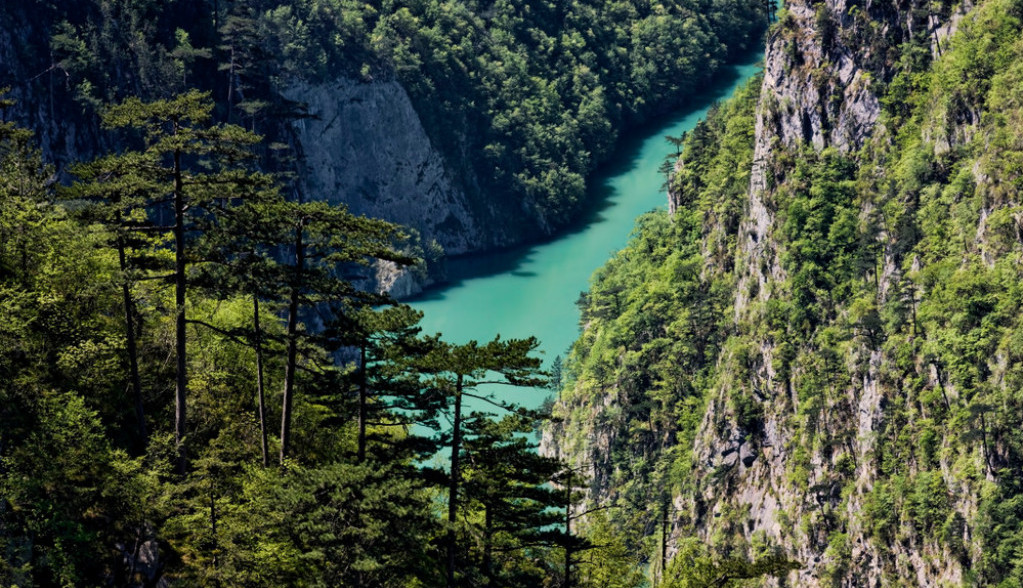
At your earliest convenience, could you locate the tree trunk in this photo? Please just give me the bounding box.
[117,230,147,442]
[446,374,464,588]
[660,496,668,585]
[564,472,572,588]
[254,295,268,467]
[279,221,304,464]
[173,147,188,475]
[357,342,368,463]
[226,48,235,122]
[210,478,219,582]
[483,502,493,585]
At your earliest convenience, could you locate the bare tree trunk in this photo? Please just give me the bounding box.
[357,342,368,463]
[660,495,669,585]
[279,222,304,464]
[483,503,493,585]
[564,470,573,588]
[446,374,464,588]
[117,230,147,441]
[226,48,235,123]
[254,295,268,467]
[210,478,219,582]
[173,147,188,475]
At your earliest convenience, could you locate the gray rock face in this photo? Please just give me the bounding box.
[739,0,892,316]
[686,2,973,585]
[284,78,489,257]
[4,5,508,297]
[748,0,967,200]
[735,0,965,320]
[755,1,880,155]
[372,259,435,299]
[0,13,105,174]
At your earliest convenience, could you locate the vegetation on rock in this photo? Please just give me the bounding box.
[550,0,1023,584]
[0,92,582,587]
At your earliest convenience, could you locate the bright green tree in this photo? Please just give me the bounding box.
[77,89,268,473]
[412,335,547,587]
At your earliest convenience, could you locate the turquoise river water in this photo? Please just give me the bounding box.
[409,54,763,411]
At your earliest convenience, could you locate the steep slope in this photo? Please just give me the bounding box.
[546,0,1023,584]
[0,0,768,270]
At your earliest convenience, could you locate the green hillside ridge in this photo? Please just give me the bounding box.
[0,0,767,238]
[549,0,1023,584]
[0,90,576,587]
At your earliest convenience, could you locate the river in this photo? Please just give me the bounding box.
[409,54,763,411]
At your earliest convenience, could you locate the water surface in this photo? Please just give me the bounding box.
[409,55,763,410]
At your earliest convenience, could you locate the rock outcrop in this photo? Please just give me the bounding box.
[549,0,1011,585]
[689,1,972,584]
[284,78,500,258]
[0,9,105,173]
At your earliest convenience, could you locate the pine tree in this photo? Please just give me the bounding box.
[412,335,547,587]
[324,303,425,462]
[462,412,569,585]
[82,89,268,473]
[272,200,415,464]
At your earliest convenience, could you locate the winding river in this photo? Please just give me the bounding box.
[409,54,763,410]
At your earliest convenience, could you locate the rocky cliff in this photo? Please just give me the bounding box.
[284,77,507,258]
[0,8,105,174]
[548,0,1023,585]
[0,4,502,297]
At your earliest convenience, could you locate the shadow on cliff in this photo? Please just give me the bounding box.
[409,51,763,303]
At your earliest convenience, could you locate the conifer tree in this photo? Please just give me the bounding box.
[462,412,569,585]
[82,89,268,473]
[324,303,424,462]
[65,151,172,443]
[272,200,415,464]
[412,335,546,587]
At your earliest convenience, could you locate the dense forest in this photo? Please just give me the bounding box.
[548,0,1023,584]
[1,0,766,239]
[0,0,778,586]
[0,88,585,586]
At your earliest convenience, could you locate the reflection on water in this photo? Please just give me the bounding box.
[409,54,764,412]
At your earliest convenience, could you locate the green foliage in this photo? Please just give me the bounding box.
[16,0,767,234]
[0,94,579,586]
[356,0,768,225]
[461,413,569,586]
[662,538,799,587]
[1,392,154,587]
[163,462,440,587]
[574,510,648,588]
[551,0,1023,584]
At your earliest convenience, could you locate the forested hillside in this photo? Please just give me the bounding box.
[0,88,591,586]
[547,0,1023,584]
[0,0,782,585]
[20,0,1023,584]
[0,0,767,260]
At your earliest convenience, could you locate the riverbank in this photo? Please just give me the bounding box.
[408,53,765,411]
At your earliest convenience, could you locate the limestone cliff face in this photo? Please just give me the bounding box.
[0,11,105,174]
[555,0,1005,586]
[683,2,972,585]
[738,0,961,314]
[283,78,509,259]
